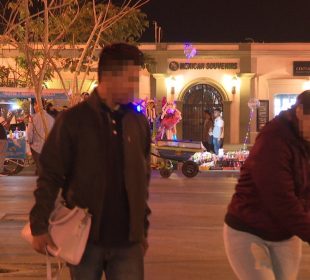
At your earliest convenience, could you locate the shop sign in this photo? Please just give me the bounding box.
[293,61,310,76]
[256,100,269,131]
[169,61,238,71]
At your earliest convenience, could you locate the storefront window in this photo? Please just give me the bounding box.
[274,94,297,116]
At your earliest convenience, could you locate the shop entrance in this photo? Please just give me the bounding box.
[182,83,223,141]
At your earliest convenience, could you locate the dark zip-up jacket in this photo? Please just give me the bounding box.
[225,109,310,242]
[30,91,151,243]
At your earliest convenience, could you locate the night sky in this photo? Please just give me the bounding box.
[140,0,310,43]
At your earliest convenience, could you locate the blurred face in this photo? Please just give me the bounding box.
[296,105,310,141]
[100,61,140,105]
[214,110,221,118]
[82,94,89,100]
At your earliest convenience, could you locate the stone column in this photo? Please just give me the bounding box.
[152,73,167,102]
[175,100,183,139]
[223,101,232,145]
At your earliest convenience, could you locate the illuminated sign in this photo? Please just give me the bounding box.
[169,61,238,71]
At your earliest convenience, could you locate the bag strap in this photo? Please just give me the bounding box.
[32,121,45,141]
[45,247,64,280]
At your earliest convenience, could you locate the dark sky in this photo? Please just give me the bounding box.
[140,0,310,43]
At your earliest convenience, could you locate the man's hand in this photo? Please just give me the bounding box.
[32,233,57,255]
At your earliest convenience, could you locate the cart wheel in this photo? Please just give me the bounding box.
[159,168,173,178]
[3,159,24,175]
[182,161,199,178]
[164,160,174,170]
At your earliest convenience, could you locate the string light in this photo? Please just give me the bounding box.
[243,98,260,150]
[243,108,255,150]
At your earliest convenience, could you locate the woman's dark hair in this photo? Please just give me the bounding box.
[98,43,144,82]
[204,109,211,115]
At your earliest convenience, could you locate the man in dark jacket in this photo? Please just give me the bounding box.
[0,122,7,175]
[223,91,310,280]
[29,43,151,280]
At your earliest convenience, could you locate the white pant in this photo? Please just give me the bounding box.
[223,223,302,280]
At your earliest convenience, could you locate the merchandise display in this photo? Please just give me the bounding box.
[191,150,249,171]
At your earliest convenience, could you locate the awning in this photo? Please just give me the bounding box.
[0,87,68,99]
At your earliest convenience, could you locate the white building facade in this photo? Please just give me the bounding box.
[141,43,310,145]
[1,42,310,145]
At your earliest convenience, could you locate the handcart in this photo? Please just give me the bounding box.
[152,140,204,178]
[4,137,33,175]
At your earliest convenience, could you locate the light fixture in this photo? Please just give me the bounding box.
[165,76,177,102]
[231,75,238,95]
[170,77,176,96]
[165,75,184,102]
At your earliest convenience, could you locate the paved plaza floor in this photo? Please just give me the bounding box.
[0,170,310,279]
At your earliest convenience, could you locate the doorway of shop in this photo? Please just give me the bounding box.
[182,83,223,141]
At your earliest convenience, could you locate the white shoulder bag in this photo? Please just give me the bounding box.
[46,201,91,265]
[21,199,92,277]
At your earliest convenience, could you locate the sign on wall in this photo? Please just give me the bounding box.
[169,61,238,71]
[256,100,269,131]
[293,61,310,76]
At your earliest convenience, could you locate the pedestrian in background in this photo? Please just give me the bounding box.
[29,43,151,280]
[202,109,214,152]
[81,92,90,101]
[0,122,8,175]
[223,91,310,280]
[212,108,224,154]
[45,102,58,119]
[26,101,54,174]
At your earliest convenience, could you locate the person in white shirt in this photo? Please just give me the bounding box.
[212,108,224,155]
[26,101,54,174]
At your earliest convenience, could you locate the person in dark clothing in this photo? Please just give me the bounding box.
[45,102,58,118]
[223,91,310,280]
[0,122,7,174]
[29,43,151,280]
[202,109,214,152]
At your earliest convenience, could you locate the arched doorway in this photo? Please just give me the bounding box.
[182,83,224,141]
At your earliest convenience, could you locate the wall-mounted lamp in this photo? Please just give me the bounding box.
[231,76,238,94]
[166,76,177,102]
[165,75,184,101]
[170,77,176,96]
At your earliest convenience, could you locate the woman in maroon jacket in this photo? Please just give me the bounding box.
[224,91,310,280]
